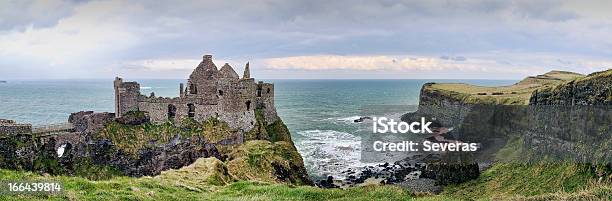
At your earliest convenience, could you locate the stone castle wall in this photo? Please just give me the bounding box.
[0,123,32,135]
[0,119,32,135]
[114,54,277,132]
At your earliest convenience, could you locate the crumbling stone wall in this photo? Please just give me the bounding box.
[114,78,140,118]
[68,111,115,135]
[113,54,276,132]
[0,120,32,135]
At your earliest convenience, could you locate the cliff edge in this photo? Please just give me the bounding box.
[420,70,585,105]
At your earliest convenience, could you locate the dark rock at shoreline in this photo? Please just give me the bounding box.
[316,176,340,188]
[353,116,372,123]
[316,159,478,194]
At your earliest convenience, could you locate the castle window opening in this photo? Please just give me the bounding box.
[188,104,195,118]
[219,90,224,96]
[257,88,262,97]
[267,88,270,94]
[245,100,251,110]
[190,84,197,94]
[168,104,177,120]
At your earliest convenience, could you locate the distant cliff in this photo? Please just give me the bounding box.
[401,69,612,186]
[530,70,612,105]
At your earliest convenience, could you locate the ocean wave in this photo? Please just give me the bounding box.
[336,116,362,122]
[295,129,377,180]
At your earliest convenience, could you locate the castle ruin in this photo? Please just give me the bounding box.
[114,54,278,131]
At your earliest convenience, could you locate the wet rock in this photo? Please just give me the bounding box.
[353,116,372,123]
[317,176,340,188]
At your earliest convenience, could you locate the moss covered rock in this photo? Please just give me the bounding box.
[226,140,312,185]
[156,157,234,186]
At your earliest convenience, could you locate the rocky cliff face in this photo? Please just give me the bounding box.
[0,109,311,185]
[401,69,612,185]
[530,69,612,105]
[525,69,612,164]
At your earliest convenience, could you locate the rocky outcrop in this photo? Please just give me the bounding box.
[0,108,311,185]
[530,69,612,105]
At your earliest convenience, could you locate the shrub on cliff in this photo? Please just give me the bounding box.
[116,111,150,125]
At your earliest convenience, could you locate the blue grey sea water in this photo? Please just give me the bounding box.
[0,79,516,179]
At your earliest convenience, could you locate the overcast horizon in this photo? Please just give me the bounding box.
[1,0,612,80]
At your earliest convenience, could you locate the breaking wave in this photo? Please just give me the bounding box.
[295,129,377,180]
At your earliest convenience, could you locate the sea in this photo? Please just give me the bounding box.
[0,79,516,179]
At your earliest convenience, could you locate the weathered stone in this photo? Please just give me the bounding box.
[68,111,114,134]
[116,111,150,125]
[0,119,32,135]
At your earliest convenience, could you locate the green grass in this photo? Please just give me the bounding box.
[226,140,310,185]
[0,168,413,201]
[3,162,610,200]
[426,70,586,105]
[441,162,604,200]
[97,117,235,155]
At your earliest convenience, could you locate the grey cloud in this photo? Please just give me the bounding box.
[0,0,81,31]
[440,56,467,61]
[1,0,611,79]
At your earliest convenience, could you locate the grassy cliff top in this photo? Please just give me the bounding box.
[426,70,585,105]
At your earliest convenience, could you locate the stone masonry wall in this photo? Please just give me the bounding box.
[0,123,32,135]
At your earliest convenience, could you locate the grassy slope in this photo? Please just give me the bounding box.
[427,71,584,105]
[0,168,412,201]
[3,165,609,200]
[440,163,604,199]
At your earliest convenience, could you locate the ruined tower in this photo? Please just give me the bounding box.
[114,77,140,118]
[243,62,250,79]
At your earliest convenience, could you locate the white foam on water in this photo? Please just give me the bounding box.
[337,116,362,122]
[296,129,377,180]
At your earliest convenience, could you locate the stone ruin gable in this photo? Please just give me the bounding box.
[255,82,279,124]
[186,54,220,105]
[219,63,240,79]
[0,119,32,136]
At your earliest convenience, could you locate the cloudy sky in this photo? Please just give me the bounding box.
[1,0,611,80]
